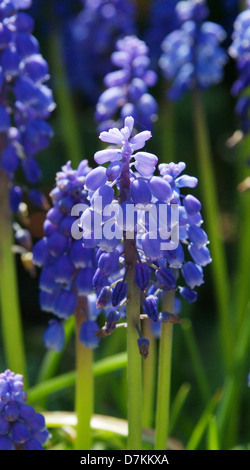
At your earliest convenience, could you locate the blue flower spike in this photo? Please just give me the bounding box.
[81,116,211,349]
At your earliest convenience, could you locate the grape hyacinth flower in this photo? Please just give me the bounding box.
[32,159,103,351]
[65,0,136,103]
[0,370,50,450]
[228,2,250,135]
[80,116,211,350]
[82,115,211,450]
[159,0,228,100]
[0,0,55,214]
[95,35,158,132]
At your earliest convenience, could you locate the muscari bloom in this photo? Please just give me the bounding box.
[33,160,102,352]
[95,35,158,132]
[0,369,50,450]
[228,1,250,135]
[80,116,211,353]
[65,0,136,103]
[159,0,228,100]
[0,0,55,214]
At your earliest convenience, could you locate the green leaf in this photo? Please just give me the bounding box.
[28,352,128,404]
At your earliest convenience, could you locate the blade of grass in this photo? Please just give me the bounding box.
[185,389,222,450]
[48,31,83,168]
[181,318,211,403]
[234,133,250,328]
[27,352,128,404]
[169,382,191,435]
[159,92,176,163]
[207,416,220,450]
[43,412,184,449]
[216,307,250,448]
[192,90,232,372]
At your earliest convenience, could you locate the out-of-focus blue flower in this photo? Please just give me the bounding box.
[33,160,103,350]
[228,3,250,134]
[159,0,228,100]
[0,369,50,450]
[144,0,180,68]
[95,35,158,132]
[43,319,65,353]
[65,0,137,103]
[0,0,55,214]
[28,0,81,37]
[30,0,80,22]
[221,0,239,45]
[80,116,211,350]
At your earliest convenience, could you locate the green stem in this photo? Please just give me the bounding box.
[0,171,28,387]
[126,258,142,450]
[192,89,231,371]
[48,31,83,169]
[142,319,157,429]
[120,152,143,450]
[74,300,93,450]
[155,291,175,450]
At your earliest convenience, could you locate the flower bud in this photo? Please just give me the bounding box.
[135,262,150,291]
[143,295,159,322]
[155,266,176,290]
[112,281,128,307]
[137,337,150,359]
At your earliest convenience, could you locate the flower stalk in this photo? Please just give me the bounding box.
[154,290,175,450]
[125,258,143,450]
[75,298,94,450]
[0,170,28,387]
[142,319,157,429]
[121,152,143,450]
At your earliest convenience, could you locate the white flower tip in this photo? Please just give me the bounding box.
[124,116,134,134]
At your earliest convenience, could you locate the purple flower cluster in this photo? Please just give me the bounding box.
[33,160,102,352]
[228,2,250,134]
[0,0,55,214]
[0,369,50,450]
[65,0,136,103]
[80,117,211,349]
[159,0,228,100]
[95,35,158,132]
